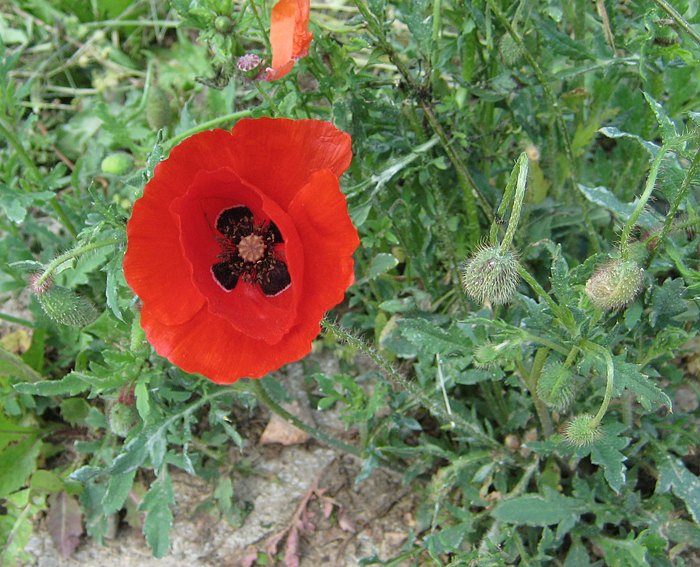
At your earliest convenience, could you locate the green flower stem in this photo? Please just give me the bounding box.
[253,82,280,115]
[322,319,500,447]
[499,153,528,254]
[483,0,599,252]
[647,146,700,266]
[581,340,614,427]
[0,116,77,237]
[35,237,122,289]
[517,348,554,437]
[0,312,35,328]
[248,378,362,457]
[164,110,254,149]
[650,0,700,47]
[515,263,574,330]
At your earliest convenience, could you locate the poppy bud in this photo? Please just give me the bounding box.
[214,15,234,34]
[461,245,521,305]
[537,361,576,412]
[564,413,602,447]
[36,285,98,327]
[473,341,509,368]
[585,259,644,311]
[101,152,133,175]
[29,272,53,295]
[499,34,523,66]
[108,402,138,438]
[146,86,173,130]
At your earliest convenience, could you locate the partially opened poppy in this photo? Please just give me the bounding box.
[262,0,313,81]
[123,118,358,383]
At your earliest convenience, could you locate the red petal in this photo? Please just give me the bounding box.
[288,170,359,331]
[140,303,313,382]
[265,0,313,81]
[170,168,304,344]
[229,118,352,209]
[123,130,235,326]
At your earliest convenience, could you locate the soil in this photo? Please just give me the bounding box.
[20,354,417,567]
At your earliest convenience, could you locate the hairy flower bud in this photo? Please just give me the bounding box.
[461,246,521,305]
[585,259,644,311]
[108,402,138,438]
[37,285,98,327]
[564,414,602,447]
[101,152,133,175]
[146,86,173,130]
[537,361,576,412]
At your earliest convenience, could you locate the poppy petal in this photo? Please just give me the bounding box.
[124,130,236,326]
[264,0,313,81]
[140,303,313,382]
[229,118,352,209]
[170,167,304,344]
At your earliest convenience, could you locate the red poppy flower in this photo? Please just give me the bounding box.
[123,118,358,383]
[262,0,313,81]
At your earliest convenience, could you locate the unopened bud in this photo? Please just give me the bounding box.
[146,86,173,130]
[564,414,602,447]
[29,273,53,294]
[214,15,234,34]
[461,245,521,305]
[537,361,576,412]
[585,259,644,311]
[37,285,98,327]
[108,402,138,437]
[101,152,133,175]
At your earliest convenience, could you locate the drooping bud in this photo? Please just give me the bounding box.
[537,361,576,412]
[564,414,602,447]
[473,341,510,368]
[585,259,644,311]
[146,86,173,130]
[37,285,98,327]
[461,245,521,305]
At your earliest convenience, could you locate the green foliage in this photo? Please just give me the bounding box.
[0,0,699,564]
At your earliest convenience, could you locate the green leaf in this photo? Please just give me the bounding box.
[536,18,593,60]
[109,432,148,475]
[643,91,678,143]
[649,277,687,328]
[657,456,700,523]
[589,423,629,493]
[577,184,661,229]
[102,470,136,515]
[14,372,91,397]
[491,487,583,528]
[69,466,102,483]
[0,437,40,498]
[366,253,399,280]
[0,345,43,382]
[398,318,466,355]
[140,471,174,558]
[104,255,124,322]
[612,357,672,412]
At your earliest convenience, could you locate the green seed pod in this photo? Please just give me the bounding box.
[564,414,602,447]
[101,152,134,175]
[537,361,576,412]
[37,285,98,327]
[146,86,173,130]
[585,259,644,311]
[108,403,138,438]
[461,245,521,305]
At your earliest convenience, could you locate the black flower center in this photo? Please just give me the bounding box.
[211,206,291,296]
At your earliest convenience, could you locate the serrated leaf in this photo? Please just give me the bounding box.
[366,253,399,280]
[398,318,465,355]
[589,424,629,493]
[104,255,124,321]
[47,492,83,558]
[14,372,91,397]
[69,466,103,483]
[643,91,677,143]
[657,456,700,523]
[612,357,672,412]
[140,472,174,558]
[491,487,583,527]
[0,437,40,498]
[537,18,593,60]
[109,431,149,475]
[102,470,136,515]
[597,126,659,156]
